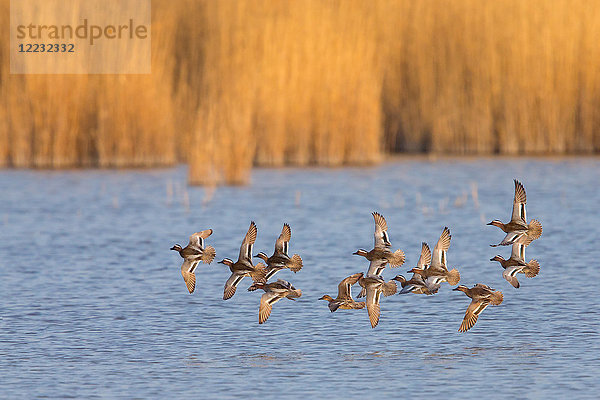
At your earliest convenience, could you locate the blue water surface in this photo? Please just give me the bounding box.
[1,157,599,399]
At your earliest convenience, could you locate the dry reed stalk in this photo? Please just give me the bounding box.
[379,0,600,155]
[1,0,176,168]
[187,0,383,184]
[1,0,600,185]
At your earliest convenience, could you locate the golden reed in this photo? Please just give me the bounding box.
[1,0,599,183]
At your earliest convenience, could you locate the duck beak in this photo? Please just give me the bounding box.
[452,287,460,291]
[217,260,225,264]
[253,254,260,258]
[170,245,177,251]
[486,221,493,225]
[489,257,496,261]
[352,251,359,255]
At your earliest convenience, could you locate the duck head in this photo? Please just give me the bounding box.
[319,295,334,301]
[452,285,469,292]
[170,244,182,252]
[254,252,269,262]
[490,255,504,262]
[407,267,426,276]
[218,258,234,267]
[487,220,504,228]
[391,275,406,283]
[353,249,368,257]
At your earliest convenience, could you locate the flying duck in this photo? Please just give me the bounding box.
[393,242,439,295]
[218,221,266,300]
[255,223,303,280]
[453,284,503,332]
[171,229,216,294]
[353,212,405,268]
[490,242,540,288]
[319,272,366,312]
[358,274,397,328]
[407,227,460,287]
[489,179,542,247]
[248,279,302,324]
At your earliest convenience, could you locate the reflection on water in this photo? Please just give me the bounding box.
[1,158,599,398]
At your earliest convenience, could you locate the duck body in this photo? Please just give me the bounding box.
[453,284,503,332]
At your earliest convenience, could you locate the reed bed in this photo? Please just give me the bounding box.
[378,0,600,154]
[1,0,599,184]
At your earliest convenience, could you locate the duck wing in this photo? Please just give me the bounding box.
[188,229,213,250]
[417,242,432,269]
[431,227,451,270]
[511,179,527,224]
[337,272,362,299]
[365,285,382,328]
[223,272,245,300]
[502,267,522,288]
[366,258,387,277]
[509,243,528,265]
[459,300,489,332]
[238,221,257,263]
[180,259,198,294]
[259,291,282,324]
[491,231,525,247]
[181,258,198,274]
[372,212,390,249]
[274,223,291,255]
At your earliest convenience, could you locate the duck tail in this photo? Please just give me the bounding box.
[526,219,543,244]
[524,259,540,278]
[491,290,504,305]
[389,249,406,268]
[446,268,461,286]
[250,263,267,283]
[383,281,398,297]
[201,245,216,264]
[289,254,303,272]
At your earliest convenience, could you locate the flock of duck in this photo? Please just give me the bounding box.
[171,179,543,331]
